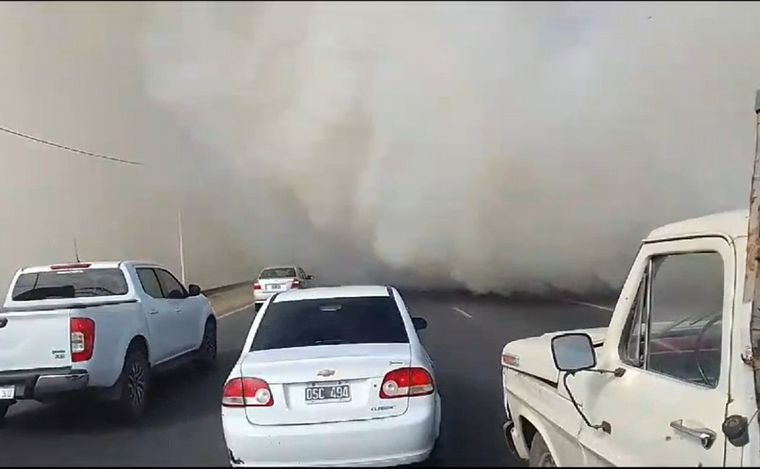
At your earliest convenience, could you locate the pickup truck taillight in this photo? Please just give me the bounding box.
[70,318,95,362]
[379,367,434,399]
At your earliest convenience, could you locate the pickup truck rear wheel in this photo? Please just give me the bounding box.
[117,347,149,421]
[195,319,217,370]
[0,401,11,424]
[529,432,556,467]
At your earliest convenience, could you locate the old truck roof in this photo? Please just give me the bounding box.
[646,209,748,241]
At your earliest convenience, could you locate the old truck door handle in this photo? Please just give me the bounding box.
[670,419,717,449]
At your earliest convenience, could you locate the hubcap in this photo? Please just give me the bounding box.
[127,360,145,407]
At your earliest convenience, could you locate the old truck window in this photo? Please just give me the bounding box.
[646,252,725,388]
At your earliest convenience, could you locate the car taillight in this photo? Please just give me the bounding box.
[379,367,434,399]
[70,318,95,362]
[291,279,300,289]
[253,282,261,291]
[222,377,274,407]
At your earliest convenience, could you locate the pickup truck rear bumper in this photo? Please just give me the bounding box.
[0,368,89,400]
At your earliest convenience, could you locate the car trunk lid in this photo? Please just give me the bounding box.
[239,343,411,426]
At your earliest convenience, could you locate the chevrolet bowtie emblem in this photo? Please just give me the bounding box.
[317,369,336,377]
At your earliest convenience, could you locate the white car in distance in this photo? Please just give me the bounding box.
[253,265,312,307]
[221,286,441,467]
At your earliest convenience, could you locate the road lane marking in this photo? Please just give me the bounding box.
[452,306,473,319]
[218,302,257,320]
[565,299,614,312]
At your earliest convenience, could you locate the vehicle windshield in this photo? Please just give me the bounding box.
[11,268,129,301]
[259,267,297,279]
[250,296,409,351]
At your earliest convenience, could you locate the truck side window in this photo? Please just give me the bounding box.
[155,269,188,300]
[136,268,163,299]
[646,252,724,387]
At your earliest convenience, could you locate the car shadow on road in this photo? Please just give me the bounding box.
[2,347,240,436]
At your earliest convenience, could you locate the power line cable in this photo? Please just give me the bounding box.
[0,124,143,166]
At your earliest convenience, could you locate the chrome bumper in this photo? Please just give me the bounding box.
[0,368,89,400]
[34,371,89,398]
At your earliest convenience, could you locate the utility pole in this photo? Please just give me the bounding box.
[743,90,760,376]
[178,209,186,284]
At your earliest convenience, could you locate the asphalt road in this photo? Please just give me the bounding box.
[0,292,613,467]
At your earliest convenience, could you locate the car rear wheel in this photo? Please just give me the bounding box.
[116,347,149,421]
[529,432,556,467]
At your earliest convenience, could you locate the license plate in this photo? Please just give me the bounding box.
[267,284,281,291]
[305,383,351,404]
[0,385,15,400]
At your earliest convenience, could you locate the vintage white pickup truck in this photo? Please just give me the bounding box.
[501,209,760,467]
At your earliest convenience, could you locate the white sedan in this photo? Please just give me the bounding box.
[221,285,441,467]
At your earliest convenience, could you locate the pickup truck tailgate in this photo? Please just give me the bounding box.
[0,310,72,371]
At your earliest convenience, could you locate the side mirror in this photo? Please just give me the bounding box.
[412,317,428,331]
[551,333,596,373]
[306,275,313,280]
[188,284,202,297]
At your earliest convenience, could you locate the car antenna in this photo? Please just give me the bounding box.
[73,237,81,263]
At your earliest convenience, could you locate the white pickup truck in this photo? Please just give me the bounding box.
[501,209,760,466]
[0,261,217,422]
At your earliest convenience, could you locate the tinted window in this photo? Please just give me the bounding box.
[136,268,163,299]
[155,269,187,299]
[260,267,296,279]
[12,268,128,301]
[250,296,409,351]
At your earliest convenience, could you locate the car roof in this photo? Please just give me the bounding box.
[273,285,391,303]
[260,265,299,272]
[645,209,748,242]
[19,260,164,274]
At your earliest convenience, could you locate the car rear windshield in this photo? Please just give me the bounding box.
[11,268,129,301]
[250,296,409,351]
[259,267,297,279]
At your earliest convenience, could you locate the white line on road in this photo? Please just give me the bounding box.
[565,299,614,312]
[218,302,257,320]
[452,306,473,319]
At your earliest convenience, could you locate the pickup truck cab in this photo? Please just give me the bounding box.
[0,261,217,422]
[502,209,760,466]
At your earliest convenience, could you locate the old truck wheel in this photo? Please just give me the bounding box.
[529,432,556,467]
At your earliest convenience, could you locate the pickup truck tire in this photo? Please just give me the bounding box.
[116,346,150,421]
[0,402,10,424]
[529,432,556,467]
[195,319,217,370]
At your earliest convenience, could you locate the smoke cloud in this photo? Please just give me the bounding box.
[1,2,759,297]
[140,1,760,294]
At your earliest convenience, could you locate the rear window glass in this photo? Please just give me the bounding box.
[250,296,409,351]
[11,268,129,301]
[259,267,296,279]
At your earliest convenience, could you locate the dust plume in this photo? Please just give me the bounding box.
[140,2,760,294]
[0,2,758,297]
